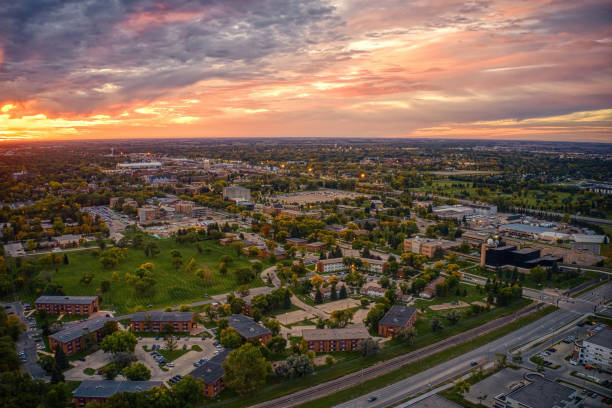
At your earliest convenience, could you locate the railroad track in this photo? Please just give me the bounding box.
[250,303,542,408]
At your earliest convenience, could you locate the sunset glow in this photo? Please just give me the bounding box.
[1,0,611,141]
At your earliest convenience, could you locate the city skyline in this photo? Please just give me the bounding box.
[1,0,611,142]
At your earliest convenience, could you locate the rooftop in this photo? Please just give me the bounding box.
[503,223,552,234]
[228,314,271,339]
[49,318,109,343]
[73,380,163,398]
[35,295,97,305]
[379,305,417,328]
[506,375,577,408]
[131,311,194,322]
[584,327,612,349]
[302,325,370,341]
[189,349,231,383]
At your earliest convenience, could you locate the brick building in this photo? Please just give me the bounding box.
[378,305,418,337]
[130,311,196,333]
[73,380,163,407]
[49,318,109,356]
[35,296,99,316]
[302,326,370,352]
[228,314,272,344]
[190,349,231,397]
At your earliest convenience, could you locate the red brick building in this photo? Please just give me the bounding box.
[35,295,99,316]
[302,326,370,352]
[378,305,418,338]
[49,318,109,356]
[130,311,196,333]
[73,380,162,407]
[189,348,231,397]
[228,314,272,345]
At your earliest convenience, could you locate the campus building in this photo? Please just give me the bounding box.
[222,186,251,202]
[480,240,562,269]
[138,205,163,223]
[73,380,163,407]
[35,296,99,316]
[404,237,459,258]
[130,311,196,333]
[189,349,231,397]
[302,326,370,352]
[493,375,582,408]
[317,258,347,273]
[49,318,109,356]
[573,327,611,372]
[228,314,272,344]
[378,305,418,338]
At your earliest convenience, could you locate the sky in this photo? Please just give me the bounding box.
[0,0,611,142]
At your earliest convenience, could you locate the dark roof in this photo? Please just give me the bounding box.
[189,349,231,384]
[491,245,516,252]
[73,380,163,398]
[506,376,576,408]
[287,237,306,243]
[512,247,539,255]
[379,305,417,328]
[49,318,109,343]
[35,295,97,305]
[409,395,463,408]
[228,314,271,339]
[585,327,612,349]
[131,311,193,322]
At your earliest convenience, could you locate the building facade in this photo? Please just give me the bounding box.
[35,296,99,316]
[302,326,370,352]
[228,314,272,344]
[73,380,162,407]
[189,349,231,397]
[130,311,196,333]
[49,318,109,356]
[574,328,611,372]
[378,305,418,337]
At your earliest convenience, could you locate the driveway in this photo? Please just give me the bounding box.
[64,350,113,381]
[290,295,328,319]
[4,302,47,379]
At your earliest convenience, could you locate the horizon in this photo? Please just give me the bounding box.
[1,0,611,142]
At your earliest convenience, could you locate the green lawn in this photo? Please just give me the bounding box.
[24,238,267,314]
[464,266,599,290]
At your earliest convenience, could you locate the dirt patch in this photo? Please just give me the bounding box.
[276,310,315,326]
[313,354,333,366]
[471,301,488,308]
[316,298,360,313]
[429,301,470,311]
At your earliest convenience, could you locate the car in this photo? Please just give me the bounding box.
[470,361,478,367]
[79,357,86,362]
[182,344,187,350]
[193,362,201,367]
[105,314,110,318]
[167,362,174,367]
[367,396,378,402]
[155,337,159,341]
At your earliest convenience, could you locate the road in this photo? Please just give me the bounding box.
[6,302,47,379]
[249,303,542,408]
[337,282,612,408]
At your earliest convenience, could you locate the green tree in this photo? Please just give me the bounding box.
[446,309,462,325]
[266,336,287,354]
[223,343,271,395]
[365,304,388,332]
[220,327,243,348]
[101,331,137,354]
[358,338,379,357]
[530,265,547,284]
[53,345,69,370]
[314,289,323,304]
[263,318,281,336]
[431,317,444,332]
[122,363,151,380]
[171,375,204,408]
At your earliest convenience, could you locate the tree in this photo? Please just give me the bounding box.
[171,375,205,408]
[101,331,138,354]
[219,262,228,276]
[397,327,417,345]
[53,345,69,370]
[220,327,243,348]
[530,265,547,284]
[431,317,444,332]
[330,284,338,300]
[102,320,119,336]
[339,285,348,299]
[446,309,462,325]
[365,304,388,332]
[103,362,119,380]
[166,335,178,352]
[223,343,271,395]
[266,336,287,354]
[163,323,175,335]
[122,363,151,380]
[359,338,379,357]
[100,279,110,293]
[329,309,354,328]
[264,318,281,336]
[230,241,246,257]
[184,257,197,273]
[314,289,323,304]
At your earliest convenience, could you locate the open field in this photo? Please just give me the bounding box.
[315,298,360,313]
[22,238,266,314]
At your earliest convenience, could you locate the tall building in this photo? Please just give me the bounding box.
[573,327,611,371]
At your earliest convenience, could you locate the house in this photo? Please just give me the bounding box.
[35,296,99,316]
[306,241,327,252]
[287,237,307,247]
[364,258,387,274]
[73,380,163,407]
[317,258,347,273]
[420,277,445,299]
[53,234,82,248]
[130,311,196,333]
[4,242,25,257]
[378,305,417,337]
[190,349,231,397]
[228,314,272,344]
[302,326,370,352]
[49,318,109,356]
[315,282,348,299]
[360,282,386,298]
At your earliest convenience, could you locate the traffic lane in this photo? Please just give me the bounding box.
[336,310,577,408]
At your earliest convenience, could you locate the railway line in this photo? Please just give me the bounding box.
[250,303,542,408]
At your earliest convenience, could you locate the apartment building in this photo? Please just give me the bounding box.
[317,258,347,273]
[35,296,99,316]
[574,327,611,372]
[302,326,370,352]
[130,311,196,333]
[49,318,109,356]
[189,349,231,397]
[378,305,418,337]
[228,314,272,344]
[73,380,163,407]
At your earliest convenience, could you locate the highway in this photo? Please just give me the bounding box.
[336,281,612,408]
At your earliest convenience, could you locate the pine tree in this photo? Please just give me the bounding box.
[54,346,69,370]
[283,289,291,309]
[330,285,338,301]
[314,289,323,304]
[339,285,348,299]
[63,254,69,265]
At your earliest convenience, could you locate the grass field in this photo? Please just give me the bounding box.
[463,265,599,290]
[25,238,266,314]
